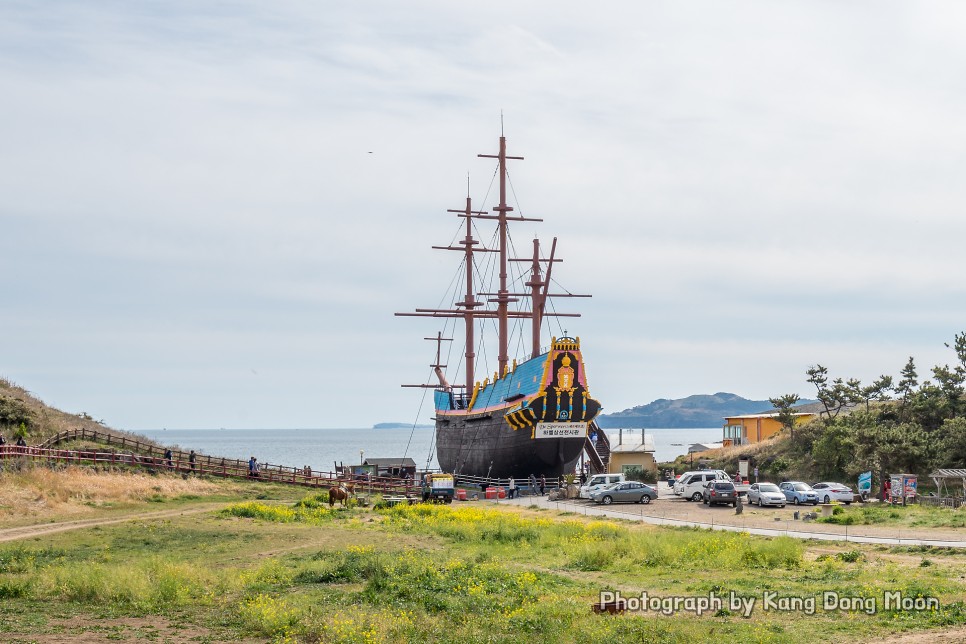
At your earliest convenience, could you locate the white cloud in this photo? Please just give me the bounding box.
[2,1,966,429]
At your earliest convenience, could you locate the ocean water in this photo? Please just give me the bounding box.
[137,427,723,472]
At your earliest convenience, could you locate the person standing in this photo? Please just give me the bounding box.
[0,434,6,446]
[753,466,759,483]
[16,436,27,447]
[164,449,173,468]
[189,450,197,473]
[539,474,546,495]
[508,477,517,499]
[529,473,538,495]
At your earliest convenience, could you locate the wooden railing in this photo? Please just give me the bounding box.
[455,473,561,492]
[6,431,422,495]
[919,496,964,509]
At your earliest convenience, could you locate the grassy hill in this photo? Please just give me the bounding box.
[0,376,152,446]
[599,392,793,428]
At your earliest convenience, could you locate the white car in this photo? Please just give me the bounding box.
[811,482,855,504]
[674,470,732,501]
[747,483,786,507]
[579,473,625,499]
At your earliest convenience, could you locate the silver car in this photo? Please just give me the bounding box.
[747,483,786,507]
[779,481,819,505]
[591,481,659,505]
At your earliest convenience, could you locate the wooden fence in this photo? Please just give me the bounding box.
[918,496,965,509]
[3,429,422,496]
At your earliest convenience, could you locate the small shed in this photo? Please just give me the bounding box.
[607,428,656,475]
[363,457,417,479]
[926,469,966,508]
[688,442,724,453]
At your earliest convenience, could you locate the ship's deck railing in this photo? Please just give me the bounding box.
[455,473,562,492]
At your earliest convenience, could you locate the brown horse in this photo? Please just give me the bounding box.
[328,483,353,508]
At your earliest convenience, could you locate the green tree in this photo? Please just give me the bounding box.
[932,363,965,419]
[769,393,801,438]
[908,381,949,432]
[938,417,966,468]
[946,331,966,370]
[811,422,856,480]
[854,421,931,476]
[806,365,831,418]
[859,375,893,413]
[896,357,918,421]
[0,395,32,430]
[806,365,851,420]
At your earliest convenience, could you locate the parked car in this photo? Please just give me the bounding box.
[579,473,626,499]
[702,480,738,507]
[779,481,819,505]
[811,482,855,504]
[747,482,786,507]
[674,470,732,501]
[591,481,658,505]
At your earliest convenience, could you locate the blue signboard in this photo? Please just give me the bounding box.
[857,471,872,493]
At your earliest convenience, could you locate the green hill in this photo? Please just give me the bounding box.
[0,376,153,447]
[597,392,785,428]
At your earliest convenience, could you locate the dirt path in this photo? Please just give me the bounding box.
[878,625,966,643]
[0,503,228,543]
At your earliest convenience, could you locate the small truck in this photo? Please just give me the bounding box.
[421,473,455,503]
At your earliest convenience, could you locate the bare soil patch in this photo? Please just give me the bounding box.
[5,615,258,643]
[877,625,966,643]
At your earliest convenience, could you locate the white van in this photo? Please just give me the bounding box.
[579,473,626,499]
[674,470,731,501]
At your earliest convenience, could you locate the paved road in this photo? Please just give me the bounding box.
[499,485,966,548]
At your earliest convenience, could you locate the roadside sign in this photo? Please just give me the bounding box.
[857,471,872,493]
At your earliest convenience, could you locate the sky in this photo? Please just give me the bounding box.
[2,1,966,431]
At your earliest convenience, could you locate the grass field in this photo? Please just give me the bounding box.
[817,503,966,529]
[1,470,965,643]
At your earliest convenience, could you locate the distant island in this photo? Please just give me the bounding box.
[373,422,434,429]
[596,392,817,429]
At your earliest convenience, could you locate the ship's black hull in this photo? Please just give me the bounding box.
[436,411,585,478]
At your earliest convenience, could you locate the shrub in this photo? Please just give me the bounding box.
[623,467,657,484]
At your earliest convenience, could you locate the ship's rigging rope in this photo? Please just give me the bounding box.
[401,366,436,472]
[419,155,583,475]
[432,161,567,391]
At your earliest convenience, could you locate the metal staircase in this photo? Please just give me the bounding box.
[584,422,610,474]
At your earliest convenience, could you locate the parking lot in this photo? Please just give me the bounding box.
[567,480,860,526]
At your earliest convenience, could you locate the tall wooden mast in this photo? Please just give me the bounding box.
[397,133,588,392]
[448,195,485,392]
[479,136,532,375]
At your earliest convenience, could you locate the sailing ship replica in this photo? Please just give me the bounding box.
[397,134,602,478]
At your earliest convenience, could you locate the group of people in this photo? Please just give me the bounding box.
[158,448,196,472]
[506,474,547,499]
[0,434,28,447]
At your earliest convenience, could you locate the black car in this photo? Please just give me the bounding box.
[702,481,738,507]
